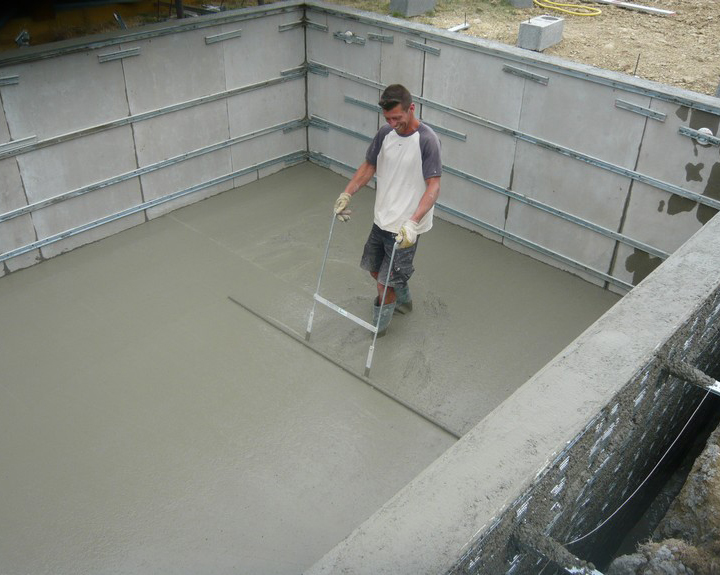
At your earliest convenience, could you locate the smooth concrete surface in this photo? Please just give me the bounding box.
[0,162,618,574]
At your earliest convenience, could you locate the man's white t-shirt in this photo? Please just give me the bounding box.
[365,122,442,234]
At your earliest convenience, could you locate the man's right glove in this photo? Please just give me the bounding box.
[334,192,352,222]
[395,220,419,248]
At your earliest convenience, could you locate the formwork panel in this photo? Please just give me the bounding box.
[308,74,380,134]
[611,240,664,288]
[221,12,305,88]
[0,100,9,143]
[422,107,515,188]
[0,154,25,214]
[422,44,524,129]
[17,127,138,206]
[0,51,129,140]
[134,100,230,167]
[227,80,305,138]
[504,200,616,287]
[377,30,425,93]
[633,99,720,229]
[0,155,37,273]
[0,214,38,274]
[308,74,377,170]
[307,15,382,83]
[510,140,631,229]
[38,183,146,260]
[618,182,706,253]
[517,70,647,168]
[436,172,508,240]
[229,129,307,175]
[610,104,720,288]
[141,153,233,220]
[309,125,368,176]
[15,126,143,257]
[122,28,227,115]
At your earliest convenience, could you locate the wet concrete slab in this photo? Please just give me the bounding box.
[0,162,619,574]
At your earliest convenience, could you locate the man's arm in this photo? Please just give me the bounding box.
[410,176,441,223]
[334,161,377,222]
[344,161,377,197]
[396,177,441,248]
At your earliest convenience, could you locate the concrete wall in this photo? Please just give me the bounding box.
[0,4,307,276]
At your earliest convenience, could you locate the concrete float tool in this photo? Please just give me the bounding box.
[305,210,398,378]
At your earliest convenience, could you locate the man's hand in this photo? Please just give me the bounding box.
[395,220,419,248]
[334,192,352,222]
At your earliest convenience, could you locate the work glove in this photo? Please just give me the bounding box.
[395,220,419,248]
[334,192,352,222]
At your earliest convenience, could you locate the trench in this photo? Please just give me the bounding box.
[595,393,720,571]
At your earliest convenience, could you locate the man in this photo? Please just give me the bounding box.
[333,84,442,336]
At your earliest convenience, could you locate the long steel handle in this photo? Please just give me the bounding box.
[306,211,337,340]
[365,240,399,377]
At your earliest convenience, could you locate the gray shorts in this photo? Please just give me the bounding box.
[360,224,417,288]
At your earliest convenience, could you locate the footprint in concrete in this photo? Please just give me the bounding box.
[402,349,433,388]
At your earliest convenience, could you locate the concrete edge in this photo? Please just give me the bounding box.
[303,213,720,575]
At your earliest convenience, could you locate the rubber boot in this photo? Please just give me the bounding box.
[372,297,395,337]
[394,284,413,315]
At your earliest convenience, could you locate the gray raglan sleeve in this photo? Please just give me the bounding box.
[419,124,442,180]
[365,124,392,166]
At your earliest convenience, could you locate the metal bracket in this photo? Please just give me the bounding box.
[278,20,304,32]
[308,151,332,168]
[306,19,329,32]
[310,115,373,142]
[615,99,666,122]
[503,65,549,85]
[309,117,330,132]
[368,33,394,43]
[280,65,306,77]
[333,30,366,45]
[282,120,307,134]
[0,135,37,155]
[406,39,440,56]
[344,95,379,113]
[97,47,140,63]
[307,62,329,77]
[0,75,19,86]
[679,126,720,147]
[204,29,242,44]
[422,121,467,142]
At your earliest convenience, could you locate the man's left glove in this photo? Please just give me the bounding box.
[334,192,352,222]
[395,220,419,248]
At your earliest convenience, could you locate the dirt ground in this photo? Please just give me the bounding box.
[2,1,718,97]
[319,0,720,97]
